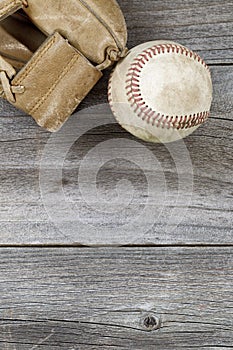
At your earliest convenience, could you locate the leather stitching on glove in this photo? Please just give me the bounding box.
[0,0,22,16]
[30,54,79,115]
[13,35,56,85]
[78,0,124,54]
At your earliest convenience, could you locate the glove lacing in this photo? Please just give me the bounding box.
[0,56,24,103]
[97,47,129,71]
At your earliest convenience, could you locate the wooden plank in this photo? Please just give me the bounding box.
[119,0,233,64]
[0,65,232,245]
[0,247,233,349]
[0,0,232,245]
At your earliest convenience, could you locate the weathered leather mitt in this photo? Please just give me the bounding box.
[0,0,128,131]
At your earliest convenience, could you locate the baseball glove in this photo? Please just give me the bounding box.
[0,0,128,131]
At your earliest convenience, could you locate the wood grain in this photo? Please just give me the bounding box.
[0,65,232,245]
[120,0,233,64]
[0,247,233,349]
[0,0,233,348]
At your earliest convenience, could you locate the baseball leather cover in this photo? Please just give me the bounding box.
[0,0,128,131]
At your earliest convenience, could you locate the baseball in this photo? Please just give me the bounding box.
[108,41,213,143]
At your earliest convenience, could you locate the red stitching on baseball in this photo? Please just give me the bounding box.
[125,43,210,129]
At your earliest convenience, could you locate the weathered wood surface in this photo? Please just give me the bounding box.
[0,1,233,348]
[0,1,232,245]
[0,65,232,245]
[122,0,233,64]
[0,247,233,349]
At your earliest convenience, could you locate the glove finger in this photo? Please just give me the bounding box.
[24,0,128,66]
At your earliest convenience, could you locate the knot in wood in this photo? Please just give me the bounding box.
[143,315,160,331]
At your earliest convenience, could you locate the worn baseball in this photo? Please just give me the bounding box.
[108,41,213,143]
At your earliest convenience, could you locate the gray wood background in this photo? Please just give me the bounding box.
[0,0,233,348]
